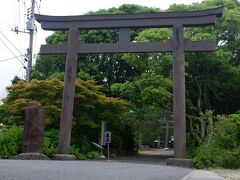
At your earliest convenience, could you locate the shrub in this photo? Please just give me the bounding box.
[86,151,101,159]
[0,127,59,158]
[70,135,91,153]
[193,114,240,169]
[44,129,100,159]
[43,129,59,156]
[70,145,87,160]
[70,145,101,160]
[0,126,23,158]
[0,126,105,160]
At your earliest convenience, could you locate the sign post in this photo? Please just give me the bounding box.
[105,131,111,160]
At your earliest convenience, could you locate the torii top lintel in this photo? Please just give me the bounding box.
[35,7,223,54]
[35,7,223,30]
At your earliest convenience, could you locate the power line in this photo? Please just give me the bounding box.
[35,2,41,14]
[18,0,21,27]
[0,37,25,66]
[0,55,23,63]
[18,0,22,53]
[22,0,27,51]
[15,64,24,77]
[0,31,24,56]
[13,0,17,27]
[20,0,27,9]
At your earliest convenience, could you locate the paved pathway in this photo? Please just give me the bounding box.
[138,148,174,156]
[0,160,191,180]
[113,148,174,165]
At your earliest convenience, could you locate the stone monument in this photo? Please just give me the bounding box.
[10,104,49,160]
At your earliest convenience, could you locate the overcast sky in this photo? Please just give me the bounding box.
[0,0,203,101]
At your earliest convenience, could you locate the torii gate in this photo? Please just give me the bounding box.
[35,7,223,158]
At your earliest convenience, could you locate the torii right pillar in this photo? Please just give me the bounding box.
[172,24,186,158]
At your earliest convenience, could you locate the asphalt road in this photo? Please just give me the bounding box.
[0,160,192,180]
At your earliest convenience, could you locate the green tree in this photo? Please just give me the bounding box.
[32,4,161,85]
[111,73,172,146]
[0,79,134,153]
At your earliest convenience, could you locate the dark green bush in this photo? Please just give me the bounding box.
[0,127,59,158]
[86,151,101,159]
[70,145,87,160]
[194,114,240,169]
[0,126,23,158]
[70,135,91,153]
[44,129,100,159]
[187,124,201,158]
[216,149,240,168]
[0,126,109,160]
[43,129,59,156]
[70,145,101,160]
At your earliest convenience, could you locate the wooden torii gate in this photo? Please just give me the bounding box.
[35,7,223,158]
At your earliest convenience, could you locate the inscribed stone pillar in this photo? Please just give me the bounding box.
[22,104,45,153]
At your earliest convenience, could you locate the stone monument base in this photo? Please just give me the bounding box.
[166,158,193,168]
[9,153,50,160]
[51,154,76,160]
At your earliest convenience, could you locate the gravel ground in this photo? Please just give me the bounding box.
[210,169,240,180]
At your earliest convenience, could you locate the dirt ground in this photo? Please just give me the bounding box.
[138,148,174,156]
[210,169,240,180]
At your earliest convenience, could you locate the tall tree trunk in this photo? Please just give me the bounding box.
[139,133,142,149]
[197,82,205,140]
[200,118,205,140]
[188,116,194,133]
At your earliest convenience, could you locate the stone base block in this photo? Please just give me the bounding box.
[166,158,193,168]
[51,154,76,160]
[9,153,50,160]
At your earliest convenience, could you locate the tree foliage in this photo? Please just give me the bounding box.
[193,113,240,169]
[0,126,23,158]
[0,79,134,153]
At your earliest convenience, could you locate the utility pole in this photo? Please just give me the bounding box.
[12,0,36,82]
[26,0,35,82]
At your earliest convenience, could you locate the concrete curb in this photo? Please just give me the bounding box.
[166,158,193,168]
[51,154,76,160]
[182,170,226,180]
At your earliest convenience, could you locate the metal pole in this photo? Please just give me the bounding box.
[165,122,169,149]
[139,133,142,149]
[26,0,35,82]
[172,24,186,158]
[107,143,110,160]
[58,28,79,154]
